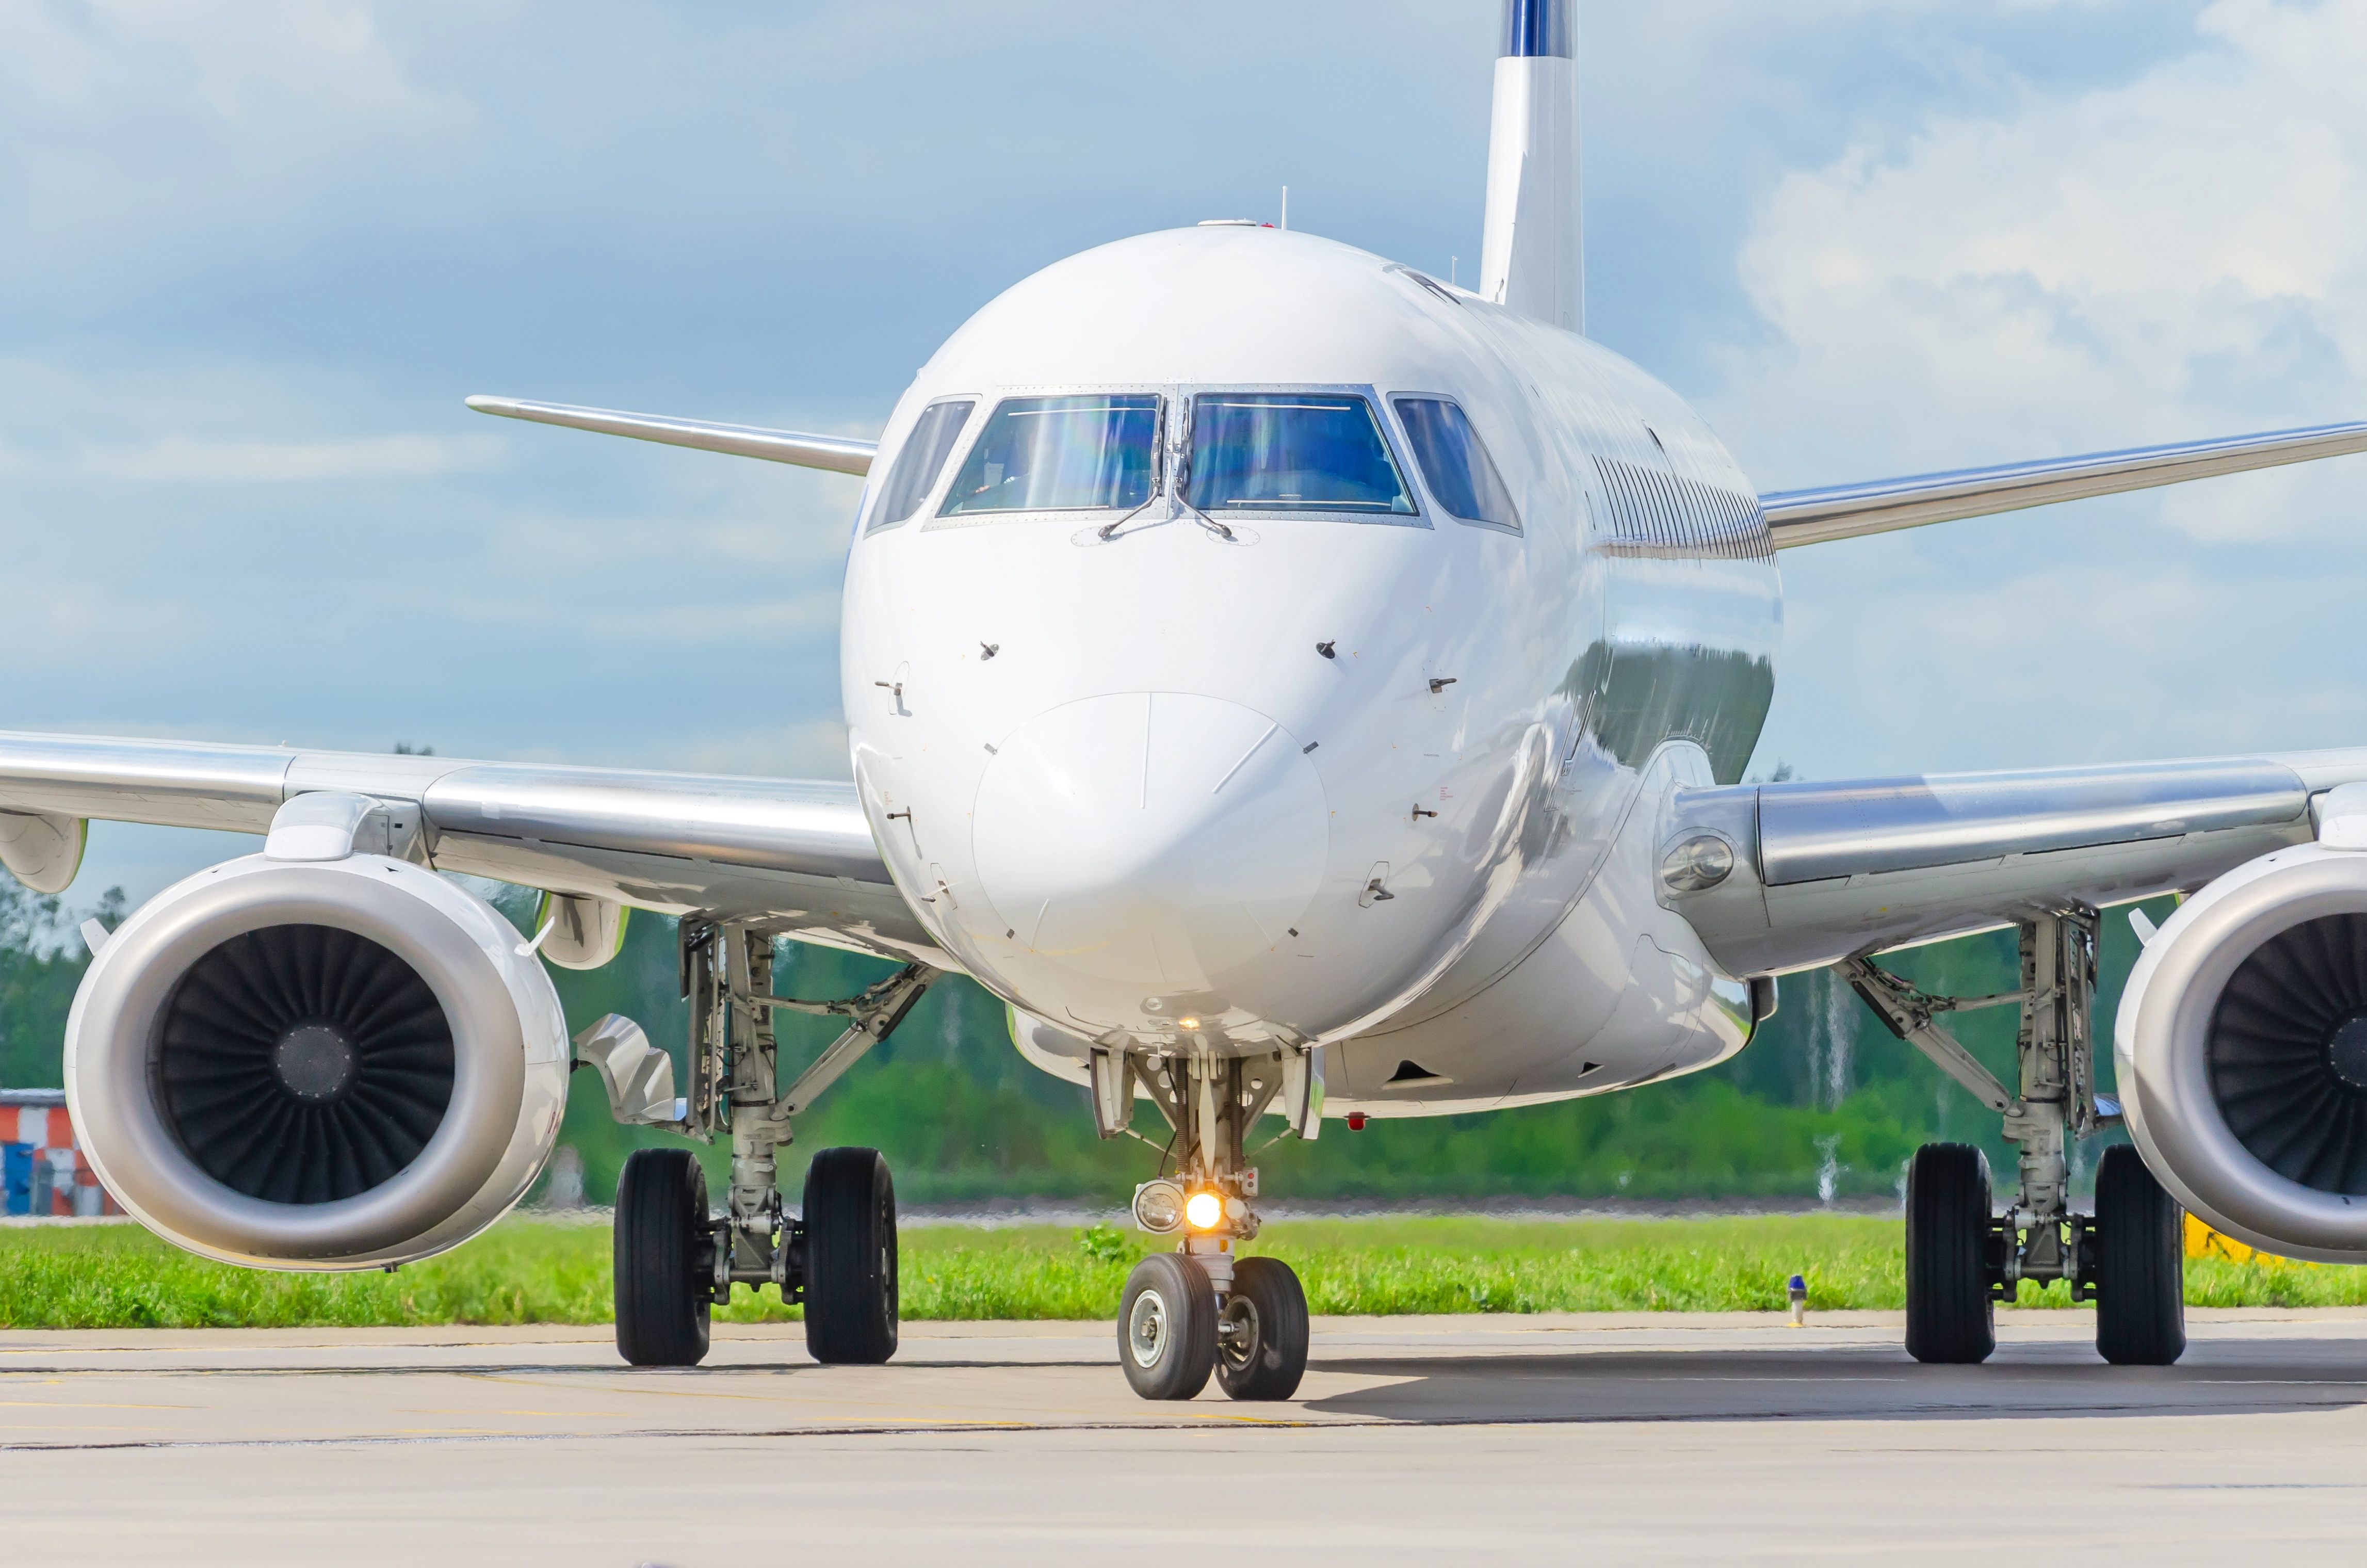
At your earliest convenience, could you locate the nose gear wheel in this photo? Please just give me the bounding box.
[1215,1255,1308,1400]
[1117,1252,1218,1400]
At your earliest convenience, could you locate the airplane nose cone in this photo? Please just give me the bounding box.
[972,693,1328,998]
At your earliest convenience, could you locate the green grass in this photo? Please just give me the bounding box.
[5,1215,2366,1329]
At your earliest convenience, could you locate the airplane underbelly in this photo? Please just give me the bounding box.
[1327,742,1755,1117]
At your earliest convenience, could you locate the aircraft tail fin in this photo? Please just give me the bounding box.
[1480,0,1582,333]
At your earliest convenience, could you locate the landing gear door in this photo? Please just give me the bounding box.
[1283,1045,1324,1140]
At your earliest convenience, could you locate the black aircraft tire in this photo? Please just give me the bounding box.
[1905,1141,1996,1365]
[803,1146,900,1365]
[1215,1256,1309,1401]
[2095,1143,2186,1367]
[1118,1252,1219,1401]
[613,1147,713,1368]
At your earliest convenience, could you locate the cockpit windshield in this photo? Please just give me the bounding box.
[938,394,1161,515]
[1185,393,1417,516]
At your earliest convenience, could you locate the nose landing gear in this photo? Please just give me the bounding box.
[1099,1046,1321,1401]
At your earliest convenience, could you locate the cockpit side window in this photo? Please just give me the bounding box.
[868,398,976,531]
[937,394,1162,515]
[1185,393,1417,516]
[1392,396,1520,531]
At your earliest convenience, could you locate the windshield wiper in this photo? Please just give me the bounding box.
[1095,490,1163,541]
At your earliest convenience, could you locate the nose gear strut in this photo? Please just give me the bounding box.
[1107,1045,1320,1401]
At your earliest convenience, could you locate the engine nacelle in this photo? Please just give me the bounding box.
[2118,842,2367,1263]
[65,853,570,1269]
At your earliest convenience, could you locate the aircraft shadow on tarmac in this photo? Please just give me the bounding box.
[1299,1341,2367,1425]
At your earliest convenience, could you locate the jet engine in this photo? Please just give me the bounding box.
[65,852,570,1269]
[2117,838,2367,1263]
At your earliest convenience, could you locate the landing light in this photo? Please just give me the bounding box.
[1660,833,1736,893]
[1177,1016,1202,1031]
[1184,1189,1225,1231]
[1133,1178,1187,1234]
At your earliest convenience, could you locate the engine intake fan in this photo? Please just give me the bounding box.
[67,852,569,1269]
[2207,913,2367,1195]
[158,925,457,1205]
[2119,842,2367,1261]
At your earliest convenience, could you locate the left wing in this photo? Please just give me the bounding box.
[1661,749,2367,974]
[1761,419,2367,547]
[0,731,942,964]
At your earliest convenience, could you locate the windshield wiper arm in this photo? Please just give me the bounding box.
[1095,491,1163,541]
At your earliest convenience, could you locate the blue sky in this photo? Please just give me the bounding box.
[6,0,2364,902]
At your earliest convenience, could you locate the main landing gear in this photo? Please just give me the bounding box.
[1094,1043,1323,1401]
[1849,907,2185,1367]
[610,923,935,1369]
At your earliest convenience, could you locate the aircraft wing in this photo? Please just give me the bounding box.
[1660,749,2367,975]
[1760,419,2367,547]
[465,396,877,475]
[0,730,943,964]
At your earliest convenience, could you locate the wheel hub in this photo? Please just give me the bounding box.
[1125,1287,1170,1368]
[1217,1294,1260,1368]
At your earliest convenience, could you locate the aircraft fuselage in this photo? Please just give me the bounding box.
[842,225,1778,1115]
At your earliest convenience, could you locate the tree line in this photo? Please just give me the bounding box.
[0,872,2158,1206]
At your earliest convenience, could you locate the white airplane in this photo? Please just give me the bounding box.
[27,1,2367,1400]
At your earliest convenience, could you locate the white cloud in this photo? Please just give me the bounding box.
[1716,0,2367,484]
[0,0,465,286]
[1710,0,2367,776]
[0,431,506,483]
[80,0,443,124]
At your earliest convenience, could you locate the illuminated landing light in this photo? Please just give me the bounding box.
[1184,1189,1224,1231]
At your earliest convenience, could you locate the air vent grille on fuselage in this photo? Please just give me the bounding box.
[1592,456,1773,561]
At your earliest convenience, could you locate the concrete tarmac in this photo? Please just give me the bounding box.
[7,1308,2367,1564]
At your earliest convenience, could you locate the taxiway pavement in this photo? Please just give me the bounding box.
[6,1308,2367,1563]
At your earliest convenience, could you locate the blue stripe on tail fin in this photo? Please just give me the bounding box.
[1500,0,1571,59]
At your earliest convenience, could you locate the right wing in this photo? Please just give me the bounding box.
[1760,419,2367,547]
[0,731,944,965]
[465,396,877,475]
[1662,749,2367,975]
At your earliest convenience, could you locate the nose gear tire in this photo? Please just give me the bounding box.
[1215,1255,1308,1401]
[803,1146,900,1365]
[613,1147,713,1367]
[1905,1142,1997,1365]
[2094,1144,2186,1366]
[1118,1252,1219,1400]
